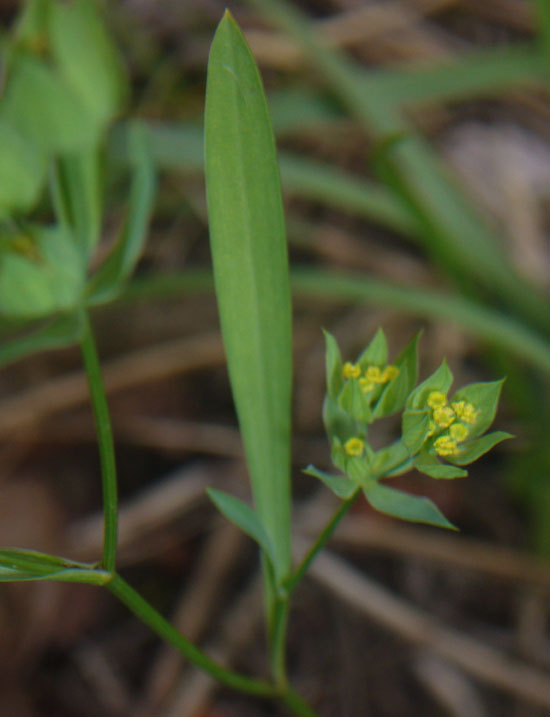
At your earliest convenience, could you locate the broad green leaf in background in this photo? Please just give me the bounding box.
[205,12,293,584]
[2,54,100,153]
[49,0,126,125]
[0,226,84,318]
[0,118,46,215]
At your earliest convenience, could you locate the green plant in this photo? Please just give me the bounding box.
[0,4,513,715]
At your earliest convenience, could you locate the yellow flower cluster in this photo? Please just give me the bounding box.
[342,362,399,394]
[344,437,365,456]
[426,391,479,457]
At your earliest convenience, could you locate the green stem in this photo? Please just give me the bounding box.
[79,312,118,572]
[281,687,320,717]
[107,573,278,698]
[270,594,290,689]
[286,490,360,595]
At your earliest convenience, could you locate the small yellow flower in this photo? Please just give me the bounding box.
[433,406,455,428]
[342,362,361,379]
[452,401,479,424]
[427,391,447,409]
[433,435,458,456]
[359,378,374,394]
[449,422,469,442]
[365,365,383,383]
[344,437,365,456]
[381,365,399,382]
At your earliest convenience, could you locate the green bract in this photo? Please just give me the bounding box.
[306,329,511,529]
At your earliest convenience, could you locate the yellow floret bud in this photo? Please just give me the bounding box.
[344,437,365,456]
[365,365,383,383]
[449,422,469,442]
[452,401,479,424]
[433,435,458,456]
[427,391,447,409]
[381,365,399,382]
[433,406,455,428]
[359,378,374,394]
[342,362,361,379]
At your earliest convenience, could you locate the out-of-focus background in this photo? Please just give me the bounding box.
[0,0,549,714]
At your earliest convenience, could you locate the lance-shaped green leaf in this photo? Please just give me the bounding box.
[363,480,457,529]
[413,451,468,479]
[450,379,505,439]
[87,122,156,303]
[0,548,110,585]
[338,375,371,422]
[357,327,387,369]
[323,329,343,400]
[372,332,420,419]
[406,359,453,410]
[205,12,292,583]
[207,488,277,567]
[402,409,430,455]
[447,430,513,466]
[302,465,357,499]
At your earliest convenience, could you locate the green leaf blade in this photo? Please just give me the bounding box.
[207,488,277,566]
[363,481,457,530]
[205,11,292,582]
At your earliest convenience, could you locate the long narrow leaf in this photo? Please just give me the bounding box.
[205,12,292,583]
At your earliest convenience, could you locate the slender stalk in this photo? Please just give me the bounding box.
[270,595,290,689]
[107,573,278,698]
[286,491,360,595]
[281,687,320,717]
[79,312,118,572]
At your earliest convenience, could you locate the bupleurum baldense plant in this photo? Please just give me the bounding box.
[0,4,513,716]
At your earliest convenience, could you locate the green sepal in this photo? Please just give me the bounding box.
[207,488,277,569]
[372,332,420,419]
[401,409,430,455]
[371,440,410,478]
[338,376,371,422]
[323,395,363,444]
[406,359,453,410]
[345,448,373,484]
[413,451,468,479]
[447,430,513,466]
[323,329,343,400]
[303,465,357,499]
[450,379,505,439]
[357,327,387,369]
[363,481,457,530]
